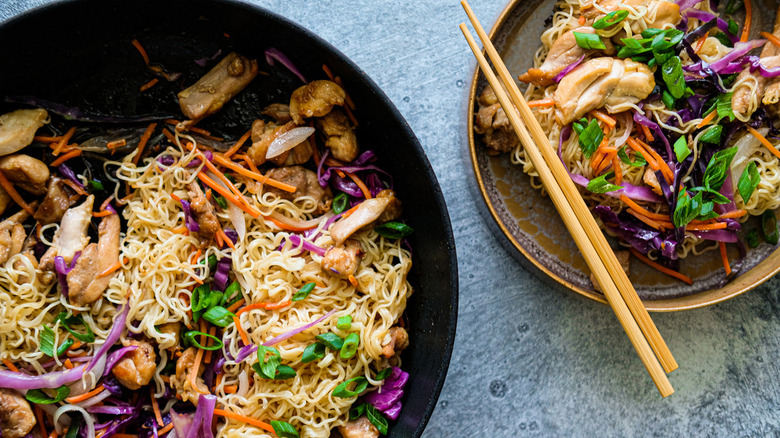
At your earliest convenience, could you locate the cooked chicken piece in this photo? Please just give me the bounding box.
[170,347,209,405]
[178,52,259,121]
[280,136,314,166]
[186,182,220,242]
[643,168,663,196]
[317,109,359,162]
[0,154,50,195]
[581,0,680,31]
[554,57,654,125]
[732,56,780,118]
[264,166,333,215]
[156,322,182,349]
[0,389,35,438]
[0,186,11,216]
[321,239,363,278]
[376,190,402,223]
[381,327,409,358]
[0,208,33,265]
[39,195,94,272]
[518,27,615,86]
[330,196,394,245]
[247,120,309,165]
[289,80,346,124]
[590,250,630,292]
[474,86,520,155]
[0,109,48,157]
[261,103,292,124]
[764,81,780,106]
[111,339,157,390]
[337,417,379,438]
[67,213,120,306]
[34,176,73,225]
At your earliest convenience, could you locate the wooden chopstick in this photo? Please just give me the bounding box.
[460,1,675,397]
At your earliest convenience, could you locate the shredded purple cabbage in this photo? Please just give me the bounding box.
[284,234,328,257]
[58,163,84,189]
[157,155,176,166]
[186,394,216,438]
[223,228,239,243]
[54,251,81,297]
[194,49,223,67]
[177,199,200,233]
[265,47,307,84]
[214,256,232,291]
[363,367,409,420]
[553,55,585,83]
[103,345,137,377]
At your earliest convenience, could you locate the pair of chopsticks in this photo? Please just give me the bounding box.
[460,1,677,397]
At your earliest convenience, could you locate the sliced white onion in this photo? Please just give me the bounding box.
[76,387,111,408]
[227,202,246,241]
[54,404,95,438]
[236,370,250,398]
[613,112,633,149]
[266,127,315,159]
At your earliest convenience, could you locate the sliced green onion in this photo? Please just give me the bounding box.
[618,147,647,167]
[365,404,389,435]
[316,333,344,350]
[332,376,368,398]
[25,385,70,404]
[292,282,316,302]
[255,346,282,379]
[593,10,629,29]
[761,210,779,245]
[202,306,235,328]
[716,92,735,122]
[55,313,95,343]
[340,333,360,359]
[270,420,300,438]
[746,229,760,248]
[40,326,72,358]
[674,135,690,162]
[702,146,738,190]
[87,180,104,191]
[214,193,228,209]
[208,254,217,271]
[572,117,603,158]
[737,161,760,203]
[375,368,392,380]
[332,192,348,214]
[699,125,723,144]
[183,331,223,350]
[586,172,624,194]
[221,281,241,306]
[662,56,685,99]
[191,284,211,312]
[301,342,326,363]
[349,403,367,420]
[662,90,676,110]
[337,316,353,330]
[66,416,83,438]
[374,222,414,239]
[274,365,296,380]
[573,31,606,50]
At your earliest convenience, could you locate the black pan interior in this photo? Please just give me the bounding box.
[0,0,458,436]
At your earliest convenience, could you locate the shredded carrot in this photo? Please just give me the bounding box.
[590,110,616,128]
[112,434,137,438]
[265,300,292,310]
[741,0,752,42]
[719,241,732,275]
[150,387,164,426]
[595,151,615,175]
[323,64,336,81]
[227,299,245,313]
[346,172,372,199]
[187,126,211,136]
[212,154,295,193]
[190,249,202,265]
[686,222,728,231]
[63,359,74,369]
[197,172,261,218]
[215,229,224,248]
[47,431,59,438]
[92,210,113,218]
[620,195,670,222]
[223,384,238,394]
[213,409,275,433]
[590,150,606,171]
[52,127,77,156]
[2,359,18,372]
[236,300,292,317]
[201,157,245,200]
[140,78,159,92]
[626,137,659,170]
[697,110,717,128]
[234,315,250,345]
[612,154,623,185]
[718,209,748,219]
[694,33,709,54]
[61,178,87,196]
[162,128,177,145]
[341,203,361,219]
[69,341,83,351]
[172,225,188,234]
[190,325,209,395]
[217,229,235,250]
[205,326,217,364]
[0,170,35,215]
[65,384,105,403]
[131,39,150,65]
[215,372,224,390]
[223,130,252,159]
[630,248,693,285]
[527,97,556,108]
[266,216,314,232]
[633,137,674,183]
[35,405,47,438]
[348,274,359,288]
[639,122,654,142]
[627,209,670,230]
[157,423,174,436]
[107,139,127,150]
[578,15,586,25]
[761,31,780,50]
[747,126,780,160]
[97,257,128,278]
[132,123,157,166]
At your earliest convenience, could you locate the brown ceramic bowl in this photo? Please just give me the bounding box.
[467,0,780,311]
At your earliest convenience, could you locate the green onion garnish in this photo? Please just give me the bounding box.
[87,180,104,192]
[332,376,368,398]
[332,192,348,214]
[573,31,606,50]
[271,420,300,438]
[202,306,236,328]
[673,135,690,162]
[592,10,629,29]
[374,222,414,239]
[746,229,760,248]
[375,368,392,380]
[39,326,72,358]
[55,312,95,343]
[301,342,326,363]
[699,125,723,144]
[25,385,70,404]
[349,403,367,420]
[737,161,760,203]
[292,282,316,302]
[340,333,360,359]
[337,316,352,330]
[572,117,603,158]
[365,405,389,435]
[315,333,344,350]
[183,331,224,350]
[586,172,624,194]
[761,210,779,245]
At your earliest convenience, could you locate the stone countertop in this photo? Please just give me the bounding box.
[2,0,778,436]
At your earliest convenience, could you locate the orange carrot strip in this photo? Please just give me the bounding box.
[235,300,292,317]
[35,405,47,438]
[204,326,217,364]
[348,274,359,288]
[620,195,670,221]
[172,225,188,234]
[63,359,74,369]
[47,431,60,438]
[578,15,586,25]
[65,384,105,403]
[747,126,780,160]
[266,216,314,232]
[612,154,623,185]
[741,0,752,42]
[223,130,252,159]
[341,203,360,219]
[188,126,211,136]
[697,110,717,128]
[630,248,693,285]
[201,158,245,201]
[590,150,606,171]
[106,139,127,150]
[0,171,35,215]
[61,178,87,196]
[158,423,174,436]
[686,222,728,231]
[35,135,63,142]
[322,64,335,81]
[627,209,668,230]
[197,172,261,218]
[215,230,224,248]
[217,229,235,250]
[190,326,209,395]
[2,359,18,372]
[151,387,164,426]
[213,409,275,433]
[211,154,296,192]
[527,97,555,108]
[719,241,732,275]
[162,128,177,144]
[234,316,249,346]
[227,299,245,313]
[761,31,780,49]
[131,39,150,65]
[346,172,372,199]
[139,78,159,92]
[626,137,659,170]
[53,127,77,156]
[92,210,113,218]
[97,257,128,278]
[132,123,157,166]
[718,209,748,219]
[639,122,654,142]
[265,300,292,310]
[595,151,615,174]
[633,137,674,183]
[223,385,238,394]
[335,169,346,178]
[590,109,616,128]
[694,33,708,54]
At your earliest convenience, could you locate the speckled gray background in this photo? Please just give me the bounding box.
[2,0,778,436]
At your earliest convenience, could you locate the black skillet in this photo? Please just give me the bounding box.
[0,0,458,436]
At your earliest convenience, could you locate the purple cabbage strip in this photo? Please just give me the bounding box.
[58,163,84,189]
[223,228,239,243]
[675,0,706,11]
[157,155,176,166]
[88,406,136,415]
[684,11,738,43]
[363,367,409,420]
[747,55,780,78]
[214,256,232,291]
[263,309,337,347]
[708,40,766,73]
[178,199,200,233]
[265,47,307,84]
[317,149,331,187]
[0,363,89,389]
[194,49,223,67]
[691,229,738,242]
[235,343,257,363]
[87,303,130,373]
[186,394,216,438]
[102,375,125,397]
[103,345,138,377]
[54,251,81,297]
[553,55,585,83]
[285,234,328,257]
[333,174,364,198]
[171,408,194,438]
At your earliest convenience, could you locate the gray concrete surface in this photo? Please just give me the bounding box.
[2,0,779,437]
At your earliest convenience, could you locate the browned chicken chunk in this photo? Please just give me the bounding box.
[170,347,209,405]
[518,27,615,86]
[317,109,359,162]
[289,80,346,124]
[337,417,379,438]
[321,239,363,278]
[554,57,654,125]
[264,166,333,215]
[67,213,120,306]
[0,186,11,216]
[156,322,182,349]
[376,190,402,223]
[178,52,259,121]
[111,340,157,390]
[0,109,48,157]
[330,192,399,245]
[381,327,409,358]
[39,196,94,274]
[186,181,220,242]
[643,168,663,196]
[590,250,631,292]
[0,389,36,438]
[262,103,292,124]
[474,86,519,155]
[0,154,50,195]
[34,176,73,225]
[0,208,33,265]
